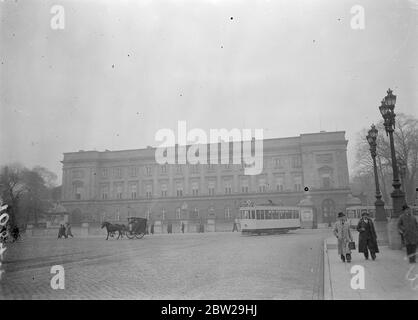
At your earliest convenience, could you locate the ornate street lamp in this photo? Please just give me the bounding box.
[366,124,388,244]
[379,88,405,249]
[397,158,407,202]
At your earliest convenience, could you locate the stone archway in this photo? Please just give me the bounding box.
[322,199,336,227]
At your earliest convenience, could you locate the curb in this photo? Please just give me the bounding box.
[323,238,334,300]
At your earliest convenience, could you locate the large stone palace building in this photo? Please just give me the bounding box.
[60,131,352,231]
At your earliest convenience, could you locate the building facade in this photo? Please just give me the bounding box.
[60,131,351,230]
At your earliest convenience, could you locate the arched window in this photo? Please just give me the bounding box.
[318,166,334,189]
[72,181,84,200]
[191,181,199,196]
[176,181,183,197]
[116,183,123,199]
[224,207,231,219]
[191,208,199,219]
[208,181,215,196]
[258,177,267,193]
[130,184,137,199]
[161,183,168,197]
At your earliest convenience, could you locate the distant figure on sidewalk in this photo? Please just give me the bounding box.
[167,223,172,234]
[357,212,379,260]
[181,222,185,233]
[232,220,238,232]
[333,212,353,263]
[398,204,418,264]
[58,224,67,239]
[65,223,74,238]
[150,223,154,234]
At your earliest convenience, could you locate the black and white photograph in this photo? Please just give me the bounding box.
[0,0,418,303]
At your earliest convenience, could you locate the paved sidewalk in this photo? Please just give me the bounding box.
[324,232,418,300]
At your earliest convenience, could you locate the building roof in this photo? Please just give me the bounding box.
[62,131,348,164]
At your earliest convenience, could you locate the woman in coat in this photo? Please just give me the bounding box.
[333,212,353,263]
[357,212,379,260]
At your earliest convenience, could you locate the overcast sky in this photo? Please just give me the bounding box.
[1,0,417,184]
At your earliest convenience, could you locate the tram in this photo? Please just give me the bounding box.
[239,205,301,235]
[346,205,418,227]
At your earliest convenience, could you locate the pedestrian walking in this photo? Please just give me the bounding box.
[151,223,154,234]
[333,212,353,263]
[65,223,74,238]
[58,224,66,239]
[398,204,418,263]
[181,222,185,233]
[357,212,379,260]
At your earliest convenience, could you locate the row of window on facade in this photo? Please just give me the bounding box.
[70,154,310,180]
[100,206,233,221]
[72,176,305,200]
[71,173,336,201]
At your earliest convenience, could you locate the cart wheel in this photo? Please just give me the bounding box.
[135,232,145,239]
[126,231,135,239]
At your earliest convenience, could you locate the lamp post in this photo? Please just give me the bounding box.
[379,88,405,249]
[397,158,407,202]
[366,124,388,244]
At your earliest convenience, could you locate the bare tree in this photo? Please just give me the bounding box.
[352,113,418,205]
[32,166,58,188]
[0,164,27,226]
[0,164,58,226]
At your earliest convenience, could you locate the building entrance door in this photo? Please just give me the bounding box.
[322,199,336,227]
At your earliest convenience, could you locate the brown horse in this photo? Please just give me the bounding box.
[101,221,127,240]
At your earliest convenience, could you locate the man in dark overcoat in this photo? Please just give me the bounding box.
[398,204,418,263]
[357,211,379,260]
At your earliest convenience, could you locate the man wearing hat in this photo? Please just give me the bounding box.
[333,212,353,263]
[398,204,418,263]
[357,211,379,260]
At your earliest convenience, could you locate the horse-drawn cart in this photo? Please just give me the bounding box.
[125,217,147,239]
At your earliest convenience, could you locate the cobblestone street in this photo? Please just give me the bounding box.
[0,229,329,299]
